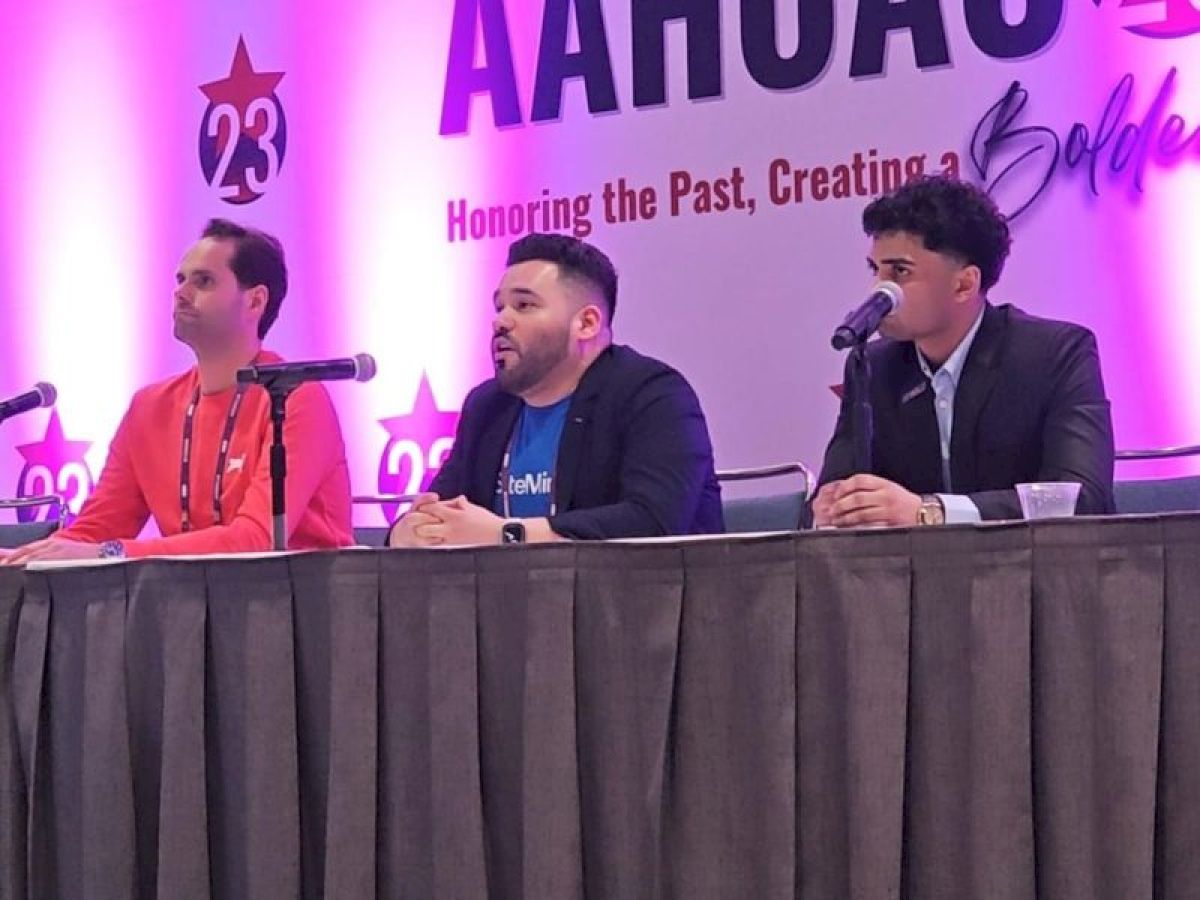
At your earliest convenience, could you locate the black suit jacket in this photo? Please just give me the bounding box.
[429,344,723,539]
[817,303,1116,520]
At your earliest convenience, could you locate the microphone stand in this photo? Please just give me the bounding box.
[849,338,873,474]
[262,381,296,552]
[832,286,899,478]
[237,353,377,551]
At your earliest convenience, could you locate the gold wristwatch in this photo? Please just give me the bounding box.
[917,494,945,526]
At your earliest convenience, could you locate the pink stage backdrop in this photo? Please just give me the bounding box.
[1,0,1198,527]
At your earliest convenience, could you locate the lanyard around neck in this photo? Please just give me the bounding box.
[180,381,248,531]
[499,411,559,519]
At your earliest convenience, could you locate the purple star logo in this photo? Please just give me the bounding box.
[14,410,95,523]
[376,374,460,522]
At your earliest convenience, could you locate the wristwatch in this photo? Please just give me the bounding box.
[917,495,945,526]
[98,539,126,559]
[500,521,526,545]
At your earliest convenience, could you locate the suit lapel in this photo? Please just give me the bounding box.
[885,342,944,491]
[949,304,1005,492]
[553,347,615,512]
[474,396,521,508]
[554,398,591,512]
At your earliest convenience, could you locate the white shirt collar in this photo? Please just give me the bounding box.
[917,306,986,387]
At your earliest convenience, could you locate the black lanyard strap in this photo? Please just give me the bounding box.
[498,413,558,519]
[180,382,248,531]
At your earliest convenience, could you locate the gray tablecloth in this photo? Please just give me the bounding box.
[2,515,1199,899]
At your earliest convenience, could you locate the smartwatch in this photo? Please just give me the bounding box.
[500,521,526,545]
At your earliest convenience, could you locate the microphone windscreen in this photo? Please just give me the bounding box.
[34,382,57,408]
[875,281,904,311]
[353,353,378,383]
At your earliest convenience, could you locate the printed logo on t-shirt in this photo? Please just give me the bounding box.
[496,396,571,518]
[500,470,553,498]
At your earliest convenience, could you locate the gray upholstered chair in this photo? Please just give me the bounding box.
[351,494,414,547]
[718,462,814,534]
[1113,445,1200,515]
[0,494,65,548]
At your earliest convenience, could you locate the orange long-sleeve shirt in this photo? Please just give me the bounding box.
[57,351,353,557]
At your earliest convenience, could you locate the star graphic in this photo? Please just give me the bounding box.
[199,36,285,121]
[1092,0,1200,37]
[376,373,461,518]
[378,373,460,453]
[16,409,92,471]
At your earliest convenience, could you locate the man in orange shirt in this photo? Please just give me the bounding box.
[3,219,353,563]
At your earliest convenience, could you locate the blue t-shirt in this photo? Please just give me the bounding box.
[494,397,572,518]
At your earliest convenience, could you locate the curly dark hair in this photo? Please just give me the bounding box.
[201,218,289,339]
[862,175,1012,293]
[507,233,618,323]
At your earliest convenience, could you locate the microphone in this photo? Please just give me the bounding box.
[830,282,904,350]
[0,382,57,423]
[237,354,378,390]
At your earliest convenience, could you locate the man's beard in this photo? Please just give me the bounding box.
[495,328,571,396]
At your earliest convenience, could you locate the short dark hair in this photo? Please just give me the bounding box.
[201,218,289,338]
[506,233,618,323]
[862,175,1012,293]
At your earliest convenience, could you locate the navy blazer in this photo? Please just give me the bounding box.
[817,303,1116,520]
[429,344,724,539]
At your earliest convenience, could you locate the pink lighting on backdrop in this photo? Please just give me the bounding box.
[16,9,147,487]
[1085,4,1200,475]
[332,0,491,522]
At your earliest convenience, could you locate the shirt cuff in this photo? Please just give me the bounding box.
[937,493,982,525]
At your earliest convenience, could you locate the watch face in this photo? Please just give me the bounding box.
[501,522,526,544]
[99,539,125,558]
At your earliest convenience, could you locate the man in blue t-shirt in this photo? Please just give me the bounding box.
[388,234,723,547]
[494,395,571,519]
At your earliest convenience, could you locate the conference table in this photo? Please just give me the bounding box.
[2,514,1198,899]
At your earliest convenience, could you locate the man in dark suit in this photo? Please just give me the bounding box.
[813,175,1115,527]
[389,233,722,546]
